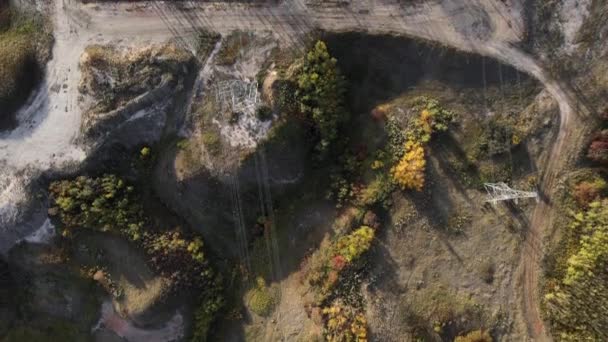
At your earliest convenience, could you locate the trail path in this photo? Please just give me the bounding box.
[1,0,580,339]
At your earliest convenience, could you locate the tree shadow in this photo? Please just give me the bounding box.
[510,143,537,179]
[430,132,480,205]
[322,32,533,116]
[503,200,530,231]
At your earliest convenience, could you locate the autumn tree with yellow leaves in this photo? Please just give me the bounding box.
[391,140,426,191]
[389,97,454,191]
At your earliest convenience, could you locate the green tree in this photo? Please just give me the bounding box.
[296,40,348,155]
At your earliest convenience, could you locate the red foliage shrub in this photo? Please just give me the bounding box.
[331,255,347,271]
[371,107,386,121]
[587,130,608,164]
[573,179,607,207]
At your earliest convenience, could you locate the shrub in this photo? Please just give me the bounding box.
[202,130,221,156]
[332,206,364,236]
[256,105,273,121]
[80,43,193,116]
[295,40,348,155]
[191,276,224,342]
[391,140,426,191]
[357,174,394,207]
[479,119,515,157]
[407,97,455,143]
[385,117,407,163]
[273,79,298,114]
[141,230,212,290]
[327,171,355,209]
[322,302,368,342]
[246,277,278,317]
[454,329,492,342]
[306,226,375,303]
[140,146,151,159]
[333,226,375,263]
[573,178,607,207]
[587,130,608,164]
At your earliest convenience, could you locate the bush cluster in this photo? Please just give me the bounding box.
[544,199,608,340]
[389,97,455,191]
[467,115,519,161]
[49,175,224,340]
[245,276,278,317]
[49,175,145,240]
[356,174,393,208]
[306,226,375,304]
[587,129,608,164]
[49,175,219,291]
[191,276,224,342]
[406,97,455,143]
[572,178,607,207]
[322,302,368,342]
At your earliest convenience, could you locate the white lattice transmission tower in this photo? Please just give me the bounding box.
[484,182,538,204]
[214,80,260,115]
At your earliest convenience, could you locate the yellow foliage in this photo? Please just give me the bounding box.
[419,108,433,135]
[512,134,521,146]
[391,140,426,191]
[322,303,368,342]
[374,103,392,113]
[454,329,492,342]
[370,160,384,170]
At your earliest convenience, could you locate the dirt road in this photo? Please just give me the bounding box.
[3,0,579,339]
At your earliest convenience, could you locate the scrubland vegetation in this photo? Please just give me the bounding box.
[322,302,368,342]
[543,118,608,341]
[48,174,223,341]
[544,198,608,340]
[4,26,551,340]
[390,97,455,190]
